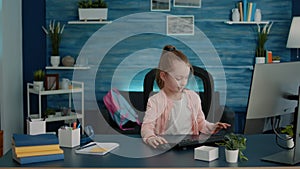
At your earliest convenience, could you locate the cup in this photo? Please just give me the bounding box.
[61,78,70,90]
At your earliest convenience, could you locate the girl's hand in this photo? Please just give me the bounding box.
[146,135,168,148]
[213,122,231,134]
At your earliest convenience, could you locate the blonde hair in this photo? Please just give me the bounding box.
[156,45,193,89]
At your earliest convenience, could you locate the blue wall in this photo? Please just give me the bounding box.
[22,0,298,133]
[44,0,292,113]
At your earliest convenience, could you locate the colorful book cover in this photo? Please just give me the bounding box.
[13,144,60,153]
[251,3,256,21]
[12,151,64,165]
[242,0,247,21]
[15,148,63,158]
[12,133,58,147]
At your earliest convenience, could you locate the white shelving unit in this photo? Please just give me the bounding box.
[27,81,85,133]
[224,21,270,25]
[45,66,90,70]
[68,20,112,24]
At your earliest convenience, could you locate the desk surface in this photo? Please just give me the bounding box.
[0,134,297,168]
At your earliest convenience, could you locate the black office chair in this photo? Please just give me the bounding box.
[143,65,214,117]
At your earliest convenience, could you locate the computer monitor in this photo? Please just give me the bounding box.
[244,61,300,165]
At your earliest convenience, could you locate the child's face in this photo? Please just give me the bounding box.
[163,60,190,92]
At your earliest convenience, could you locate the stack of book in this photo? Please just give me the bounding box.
[12,133,64,164]
[237,0,257,22]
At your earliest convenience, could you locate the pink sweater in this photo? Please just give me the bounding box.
[141,89,216,142]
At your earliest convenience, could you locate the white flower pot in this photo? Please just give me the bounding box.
[78,8,108,21]
[255,57,265,64]
[33,81,44,91]
[225,149,239,163]
[286,135,294,148]
[51,56,60,67]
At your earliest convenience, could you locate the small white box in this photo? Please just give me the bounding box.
[194,146,219,161]
[58,128,80,148]
[27,119,46,135]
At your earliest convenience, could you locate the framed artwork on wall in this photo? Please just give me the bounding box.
[167,15,194,35]
[151,0,171,11]
[45,74,59,90]
[174,0,201,8]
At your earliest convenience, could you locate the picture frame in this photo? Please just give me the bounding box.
[151,0,171,11]
[167,15,194,35]
[45,74,59,90]
[174,0,201,8]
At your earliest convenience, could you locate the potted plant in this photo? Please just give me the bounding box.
[33,69,45,91]
[78,0,108,21]
[272,56,281,63]
[255,22,273,64]
[43,108,56,118]
[216,133,248,163]
[42,20,65,67]
[281,124,294,148]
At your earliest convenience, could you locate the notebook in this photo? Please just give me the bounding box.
[75,142,119,155]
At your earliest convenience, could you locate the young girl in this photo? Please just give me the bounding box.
[141,45,230,148]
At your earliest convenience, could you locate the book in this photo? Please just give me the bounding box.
[13,144,60,153]
[12,133,58,147]
[251,2,256,21]
[247,2,253,22]
[75,142,119,155]
[15,148,63,158]
[238,1,243,21]
[12,150,64,165]
[242,0,247,21]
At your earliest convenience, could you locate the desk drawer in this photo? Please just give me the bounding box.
[0,130,3,157]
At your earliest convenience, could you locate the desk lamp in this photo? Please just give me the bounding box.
[286,17,300,58]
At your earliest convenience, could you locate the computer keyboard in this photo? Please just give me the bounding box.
[175,134,224,148]
[164,134,224,148]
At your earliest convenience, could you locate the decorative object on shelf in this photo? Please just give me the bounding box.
[50,56,60,67]
[43,108,56,118]
[254,9,261,22]
[216,133,248,163]
[272,56,280,63]
[61,78,70,90]
[62,56,75,67]
[42,20,65,66]
[255,22,273,63]
[33,69,45,91]
[78,0,108,21]
[45,74,59,90]
[61,107,71,116]
[286,17,300,58]
[255,57,265,64]
[231,8,240,22]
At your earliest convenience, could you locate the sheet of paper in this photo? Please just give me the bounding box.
[75,142,119,155]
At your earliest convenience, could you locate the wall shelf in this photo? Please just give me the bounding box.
[225,21,270,25]
[46,66,90,70]
[68,20,112,24]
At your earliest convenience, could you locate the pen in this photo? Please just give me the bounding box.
[76,143,97,150]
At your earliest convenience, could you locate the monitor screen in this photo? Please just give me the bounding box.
[244,62,300,134]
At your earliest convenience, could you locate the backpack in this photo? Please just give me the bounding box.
[103,88,141,130]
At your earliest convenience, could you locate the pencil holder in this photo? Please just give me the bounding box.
[58,128,80,148]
